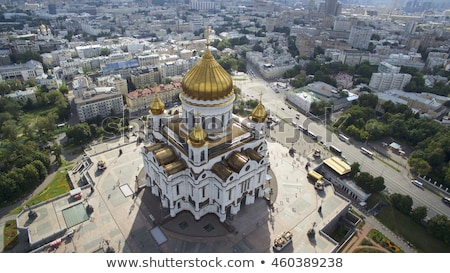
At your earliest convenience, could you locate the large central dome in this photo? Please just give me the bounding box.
[181,48,234,101]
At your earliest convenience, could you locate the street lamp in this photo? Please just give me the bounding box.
[122,106,124,142]
[122,105,127,143]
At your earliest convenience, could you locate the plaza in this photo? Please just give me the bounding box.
[16,133,351,253]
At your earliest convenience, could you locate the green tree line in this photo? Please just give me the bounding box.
[337,93,450,188]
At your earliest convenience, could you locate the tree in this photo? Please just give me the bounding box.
[0,112,13,128]
[410,206,427,224]
[20,164,40,187]
[372,176,386,193]
[354,172,373,192]
[426,214,450,245]
[66,123,93,144]
[408,157,432,176]
[390,193,413,215]
[1,119,17,141]
[355,61,377,79]
[31,160,48,180]
[252,42,264,52]
[349,162,360,178]
[365,119,389,140]
[305,61,320,75]
[58,82,69,94]
[313,46,324,57]
[100,48,110,56]
[35,112,57,137]
[358,93,378,108]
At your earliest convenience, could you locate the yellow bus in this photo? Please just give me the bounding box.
[307,170,323,181]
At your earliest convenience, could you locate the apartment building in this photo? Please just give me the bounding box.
[130,66,161,89]
[96,74,128,96]
[348,26,373,50]
[75,88,124,122]
[378,61,401,73]
[125,82,181,113]
[369,73,412,91]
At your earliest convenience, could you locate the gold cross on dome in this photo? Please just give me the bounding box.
[259,91,263,103]
[205,26,211,46]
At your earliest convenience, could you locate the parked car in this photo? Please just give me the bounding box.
[411,180,423,189]
[442,197,450,205]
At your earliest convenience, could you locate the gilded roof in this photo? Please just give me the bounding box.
[154,146,177,166]
[188,125,207,148]
[149,94,165,115]
[144,143,166,153]
[163,160,187,176]
[244,148,263,162]
[250,103,267,123]
[212,162,233,181]
[226,152,249,173]
[181,48,234,101]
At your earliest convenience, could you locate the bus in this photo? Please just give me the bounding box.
[307,131,318,140]
[308,170,323,181]
[360,147,374,158]
[298,125,307,133]
[338,134,350,143]
[329,145,342,156]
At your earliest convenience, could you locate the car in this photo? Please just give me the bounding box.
[442,197,450,205]
[411,179,423,188]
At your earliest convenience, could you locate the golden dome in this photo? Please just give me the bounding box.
[188,125,207,148]
[250,103,267,123]
[149,94,165,115]
[181,48,234,101]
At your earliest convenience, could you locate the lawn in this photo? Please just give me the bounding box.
[9,162,73,215]
[3,220,18,251]
[375,194,450,253]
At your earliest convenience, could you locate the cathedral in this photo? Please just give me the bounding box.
[141,33,270,222]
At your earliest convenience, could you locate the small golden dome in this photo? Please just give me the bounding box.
[188,125,207,148]
[149,94,165,115]
[181,48,234,101]
[251,103,267,123]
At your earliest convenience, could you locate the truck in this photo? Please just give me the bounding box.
[273,231,293,251]
[313,149,321,158]
[97,160,107,171]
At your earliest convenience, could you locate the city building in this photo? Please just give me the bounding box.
[74,88,124,122]
[0,60,44,83]
[142,36,270,222]
[125,82,182,113]
[378,61,401,74]
[96,74,128,96]
[4,88,37,103]
[130,66,161,89]
[348,26,373,50]
[36,70,60,90]
[369,73,412,91]
[76,45,102,59]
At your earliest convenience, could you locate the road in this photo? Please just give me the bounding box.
[237,74,450,220]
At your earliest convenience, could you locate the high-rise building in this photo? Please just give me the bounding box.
[48,3,57,15]
[319,0,341,16]
[348,26,373,50]
[142,37,270,222]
